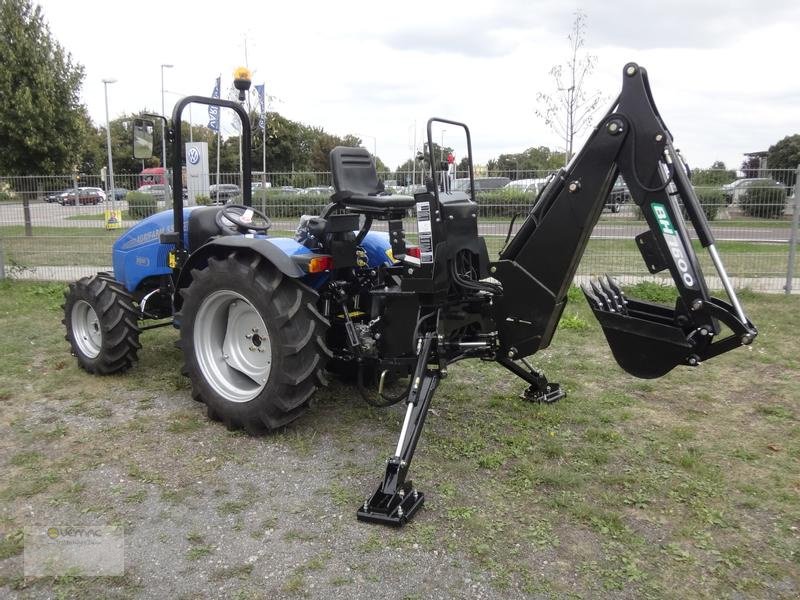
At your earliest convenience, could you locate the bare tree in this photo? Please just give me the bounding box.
[536,11,604,165]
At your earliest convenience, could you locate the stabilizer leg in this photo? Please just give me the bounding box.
[496,355,566,403]
[357,333,440,526]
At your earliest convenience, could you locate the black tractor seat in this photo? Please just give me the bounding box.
[330,146,415,217]
[188,206,225,252]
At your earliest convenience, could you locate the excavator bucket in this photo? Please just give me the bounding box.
[582,269,757,380]
[582,276,695,378]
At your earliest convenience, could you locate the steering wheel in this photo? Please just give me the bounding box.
[215,204,272,234]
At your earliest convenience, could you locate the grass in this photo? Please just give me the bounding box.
[65,211,137,221]
[0,279,798,597]
[3,225,792,284]
[0,225,296,268]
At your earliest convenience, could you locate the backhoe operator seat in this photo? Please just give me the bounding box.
[330,147,415,218]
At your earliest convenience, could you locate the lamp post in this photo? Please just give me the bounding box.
[160,64,173,174]
[440,129,447,191]
[408,121,417,186]
[103,78,117,211]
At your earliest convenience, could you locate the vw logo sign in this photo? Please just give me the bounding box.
[187,147,201,165]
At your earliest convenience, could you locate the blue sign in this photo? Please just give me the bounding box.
[187,147,200,165]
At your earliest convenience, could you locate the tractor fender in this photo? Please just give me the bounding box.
[174,237,311,306]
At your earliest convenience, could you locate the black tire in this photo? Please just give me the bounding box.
[63,272,141,374]
[177,252,330,434]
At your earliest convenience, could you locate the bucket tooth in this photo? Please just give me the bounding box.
[598,276,624,314]
[581,283,604,311]
[603,275,628,315]
[590,280,615,312]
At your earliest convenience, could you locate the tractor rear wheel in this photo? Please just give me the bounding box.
[177,252,330,434]
[63,272,141,374]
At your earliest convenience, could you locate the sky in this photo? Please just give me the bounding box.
[35,0,800,172]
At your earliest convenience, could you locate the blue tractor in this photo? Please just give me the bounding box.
[63,65,757,525]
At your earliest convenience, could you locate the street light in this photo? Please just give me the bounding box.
[160,64,173,173]
[102,78,117,211]
[408,121,417,186]
[440,129,447,191]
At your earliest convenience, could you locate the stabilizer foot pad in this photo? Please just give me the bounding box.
[523,383,565,403]
[356,489,425,527]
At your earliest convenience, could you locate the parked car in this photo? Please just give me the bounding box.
[47,188,71,203]
[58,187,105,206]
[137,184,173,203]
[453,177,511,193]
[606,176,630,212]
[722,178,787,205]
[395,184,428,196]
[208,184,241,204]
[278,186,302,195]
[503,178,549,196]
[301,186,334,196]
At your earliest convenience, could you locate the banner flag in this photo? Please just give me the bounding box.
[208,76,221,131]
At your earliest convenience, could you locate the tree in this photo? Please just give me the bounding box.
[766,134,800,185]
[0,0,89,175]
[740,155,761,179]
[487,146,566,175]
[455,156,471,176]
[535,11,603,165]
[691,161,736,186]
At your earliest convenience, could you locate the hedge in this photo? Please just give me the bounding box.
[0,181,15,202]
[739,183,786,219]
[126,191,157,219]
[223,188,539,220]
[247,191,328,219]
[473,189,538,217]
[685,186,725,221]
[635,186,725,222]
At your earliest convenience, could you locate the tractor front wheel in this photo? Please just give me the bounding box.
[177,252,330,434]
[63,273,141,374]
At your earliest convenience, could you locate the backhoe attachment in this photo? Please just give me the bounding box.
[356,64,757,527]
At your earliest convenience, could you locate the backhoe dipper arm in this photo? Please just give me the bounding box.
[493,62,757,378]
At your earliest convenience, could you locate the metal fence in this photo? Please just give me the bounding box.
[1,168,798,293]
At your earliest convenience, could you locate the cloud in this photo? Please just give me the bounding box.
[380,25,520,58]
[539,0,800,50]
[341,81,431,106]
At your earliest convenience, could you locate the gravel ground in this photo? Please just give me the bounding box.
[1,383,535,600]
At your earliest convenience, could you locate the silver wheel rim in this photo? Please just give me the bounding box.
[71,300,102,359]
[193,290,272,403]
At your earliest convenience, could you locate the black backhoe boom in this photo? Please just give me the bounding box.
[493,62,757,378]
